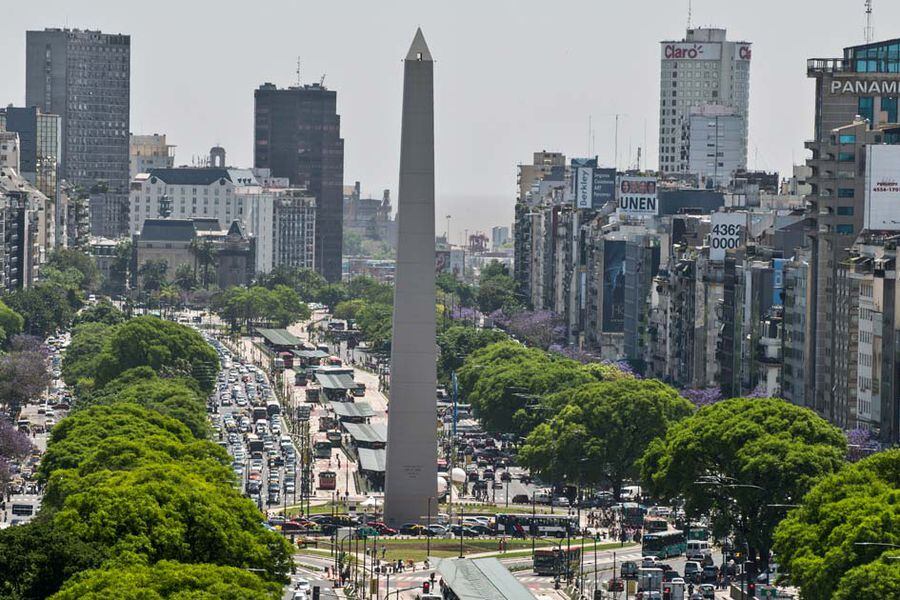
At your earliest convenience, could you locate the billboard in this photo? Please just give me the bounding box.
[435,250,450,274]
[709,212,748,261]
[661,42,721,61]
[602,240,626,333]
[864,145,900,231]
[735,44,752,61]
[592,168,617,209]
[576,167,593,209]
[617,176,658,216]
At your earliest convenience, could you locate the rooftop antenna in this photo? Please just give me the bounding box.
[296,57,302,86]
[687,0,693,29]
[865,0,874,43]
[319,73,327,87]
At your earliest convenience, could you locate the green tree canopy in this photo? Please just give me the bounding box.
[641,397,847,568]
[73,299,126,327]
[346,275,394,305]
[38,403,196,481]
[355,301,393,351]
[51,561,282,600]
[520,379,693,497]
[0,514,107,600]
[457,341,595,435]
[50,463,291,580]
[62,322,115,387]
[3,283,78,337]
[436,325,508,384]
[773,449,900,600]
[46,248,101,291]
[83,368,210,438]
[93,316,219,392]
[0,299,24,347]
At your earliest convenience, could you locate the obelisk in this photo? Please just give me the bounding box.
[384,28,438,527]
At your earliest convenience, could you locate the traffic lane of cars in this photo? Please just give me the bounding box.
[3,336,71,527]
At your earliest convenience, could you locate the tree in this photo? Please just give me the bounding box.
[1,419,32,496]
[72,299,126,327]
[773,449,900,600]
[62,323,114,387]
[3,283,77,337]
[50,463,292,581]
[173,263,198,292]
[343,230,365,256]
[83,368,211,438]
[51,561,283,600]
[0,514,108,600]
[138,259,168,293]
[92,316,219,392]
[105,239,132,295]
[493,309,566,350]
[38,403,196,480]
[189,237,218,290]
[268,285,310,327]
[641,397,847,570]
[0,299,24,348]
[318,283,349,310]
[333,299,367,322]
[520,379,692,498]
[0,345,51,417]
[355,301,393,351]
[476,275,518,314]
[346,276,393,305]
[457,341,595,435]
[46,249,101,291]
[436,325,508,384]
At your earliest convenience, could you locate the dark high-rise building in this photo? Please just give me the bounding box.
[25,28,130,200]
[254,82,344,281]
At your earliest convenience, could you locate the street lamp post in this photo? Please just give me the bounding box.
[427,496,433,560]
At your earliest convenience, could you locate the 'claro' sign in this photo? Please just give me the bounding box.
[661,43,721,61]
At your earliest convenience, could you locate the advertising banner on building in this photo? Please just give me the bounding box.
[576,167,593,209]
[435,250,450,274]
[660,42,722,61]
[709,212,748,261]
[617,176,658,216]
[602,240,626,333]
[592,168,617,209]
[865,145,900,231]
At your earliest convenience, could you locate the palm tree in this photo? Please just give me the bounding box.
[189,237,218,290]
[173,263,197,293]
[158,284,179,318]
[138,259,168,294]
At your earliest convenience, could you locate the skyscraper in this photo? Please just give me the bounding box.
[384,29,437,528]
[25,28,130,196]
[658,28,751,176]
[254,82,344,281]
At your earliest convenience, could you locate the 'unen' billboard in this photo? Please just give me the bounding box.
[865,145,900,231]
[617,176,658,217]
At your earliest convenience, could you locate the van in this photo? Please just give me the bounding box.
[686,539,712,561]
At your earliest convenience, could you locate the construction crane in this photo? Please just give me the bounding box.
[319,73,327,87]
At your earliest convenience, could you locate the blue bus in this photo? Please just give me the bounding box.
[641,530,686,559]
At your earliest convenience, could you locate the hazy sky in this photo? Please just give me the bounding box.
[3,0,898,238]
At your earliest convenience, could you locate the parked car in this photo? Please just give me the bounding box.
[399,523,428,536]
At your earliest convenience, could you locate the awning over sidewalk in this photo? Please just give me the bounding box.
[328,401,375,419]
[315,370,356,390]
[357,448,386,473]
[342,422,387,444]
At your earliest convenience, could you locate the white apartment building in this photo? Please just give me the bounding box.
[686,104,747,188]
[129,167,315,273]
[659,28,751,175]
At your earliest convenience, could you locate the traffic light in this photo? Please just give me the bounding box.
[663,586,672,600]
[747,582,756,598]
[423,581,430,594]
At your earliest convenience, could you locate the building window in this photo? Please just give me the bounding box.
[859,97,874,123]
[836,224,854,235]
[838,188,855,198]
[837,206,855,216]
[838,152,856,162]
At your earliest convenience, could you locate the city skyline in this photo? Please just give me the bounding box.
[2,1,900,236]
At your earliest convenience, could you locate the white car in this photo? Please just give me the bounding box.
[294,578,311,592]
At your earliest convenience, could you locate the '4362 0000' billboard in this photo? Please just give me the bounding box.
[709,212,747,261]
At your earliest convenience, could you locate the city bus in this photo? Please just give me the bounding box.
[314,433,333,459]
[641,529,687,559]
[618,502,646,528]
[495,513,577,538]
[318,470,337,491]
[533,548,580,576]
[643,516,669,533]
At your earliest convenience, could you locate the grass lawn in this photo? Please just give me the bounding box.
[298,537,629,563]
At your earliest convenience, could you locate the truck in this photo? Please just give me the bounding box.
[638,567,664,595]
